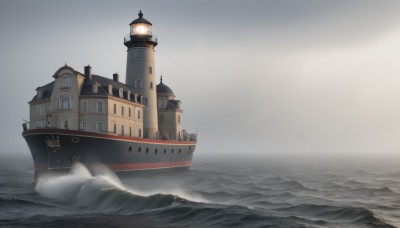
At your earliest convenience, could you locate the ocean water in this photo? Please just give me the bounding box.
[1,154,400,228]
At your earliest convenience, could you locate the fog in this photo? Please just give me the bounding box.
[1,0,400,159]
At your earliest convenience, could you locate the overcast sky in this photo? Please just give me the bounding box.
[1,0,400,158]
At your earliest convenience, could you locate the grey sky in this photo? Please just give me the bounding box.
[1,0,400,157]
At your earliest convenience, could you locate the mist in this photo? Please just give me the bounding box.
[1,0,400,159]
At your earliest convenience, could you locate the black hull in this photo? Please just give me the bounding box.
[22,129,196,177]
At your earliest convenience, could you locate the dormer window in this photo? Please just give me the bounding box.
[108,84,113,95]
[119,88,124,98]
[127,91,131,101]
[37,88,43,99]
[92,84,98,93]
[61,76,70,88]
[159,97,166,108]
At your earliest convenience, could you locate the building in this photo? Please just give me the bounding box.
[28,11,194,142]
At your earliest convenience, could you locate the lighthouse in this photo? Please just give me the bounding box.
[124,11,159,139]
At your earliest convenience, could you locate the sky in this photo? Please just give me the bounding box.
[1,0,400,159]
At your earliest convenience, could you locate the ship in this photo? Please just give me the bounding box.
[22,11,197,178]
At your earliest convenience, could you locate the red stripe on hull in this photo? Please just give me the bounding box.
[34,161,192,171]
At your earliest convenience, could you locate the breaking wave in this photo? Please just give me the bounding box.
[34,163,190,214]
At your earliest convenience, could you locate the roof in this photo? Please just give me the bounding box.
[129,10,152,25]
[30,66,140,104]
[80,75,137,101]
[165,100,181,110]
[156,77,175,96]
[31,81,54,101]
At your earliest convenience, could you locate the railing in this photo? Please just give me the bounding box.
[124,34,158,44]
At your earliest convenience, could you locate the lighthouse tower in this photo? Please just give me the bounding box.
[124,11,158,139]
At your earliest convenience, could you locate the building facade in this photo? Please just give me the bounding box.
[29,65,144,138]
[28,11,194,142]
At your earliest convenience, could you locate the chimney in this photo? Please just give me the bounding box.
[84,65,92,80]
[113,73,119,82]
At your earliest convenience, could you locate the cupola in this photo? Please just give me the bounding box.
[129,10,152,36]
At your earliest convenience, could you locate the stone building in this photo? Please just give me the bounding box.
[28,11,194,141]
[29,65,144,138]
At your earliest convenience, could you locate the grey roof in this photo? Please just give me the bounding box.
[166,100,181,110]
[31,73,140,104]
[81,75,137,102]
[31,81,54,101]
[129,10,152,25]
[156,82,175,96]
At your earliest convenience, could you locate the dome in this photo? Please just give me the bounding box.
[157,77,174,96]
[129,10,152,25]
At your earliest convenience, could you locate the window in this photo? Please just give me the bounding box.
[113,104,117,114]
[121,106,124,116]
[37,89,43,99]
[96,121,103,132]
[93,85,98,93]
[108,85,113,95]
[113,124,117,134]
[121,125,124,136]
[129,127,132,137]
[137,110,141,119]
[81,101,88,113]
[138,128,142,138]
[159,114,164,123]
[143,97,148,105]
[178,115,181,124]
[119,88,123,98]
[150,82,153,89]
[149,66,152,74]
[135,79,142,88]
[129,107,131,118]
[61,76,69,88]
[159,97,165,108]
[63,120,69,129]
[58,96,70,110]
[80,121,87,131]
[97,101,103,113]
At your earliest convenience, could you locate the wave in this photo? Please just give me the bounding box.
[0,196,54,208]
[34,162,193,214]
[276,204,396,227]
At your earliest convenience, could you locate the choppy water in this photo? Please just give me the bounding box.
[1,154,400,228]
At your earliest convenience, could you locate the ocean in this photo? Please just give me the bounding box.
[0,153,399,228]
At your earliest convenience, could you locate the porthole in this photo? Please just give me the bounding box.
[71,137,80,143]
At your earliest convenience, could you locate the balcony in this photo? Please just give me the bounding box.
[124,34,158,45]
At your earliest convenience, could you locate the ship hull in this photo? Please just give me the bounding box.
[22,129,196,178]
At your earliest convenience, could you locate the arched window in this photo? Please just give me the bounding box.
[58,96,70,110]
[159,97,165,108]
[135,79,142,88]
[61,76,69,88]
